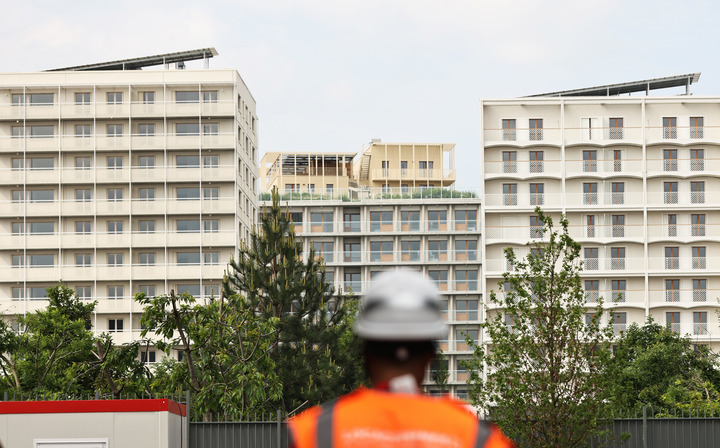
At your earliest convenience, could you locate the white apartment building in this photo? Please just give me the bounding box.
[481,74,720,351]
[0,50,259,350]
[261,142,480,398]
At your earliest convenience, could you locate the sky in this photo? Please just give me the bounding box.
[3,0,720,188]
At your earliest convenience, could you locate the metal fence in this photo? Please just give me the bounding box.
[190,420,288,448]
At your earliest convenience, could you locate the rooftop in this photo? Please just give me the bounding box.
[46,48,218,72]
[527,73,701,97]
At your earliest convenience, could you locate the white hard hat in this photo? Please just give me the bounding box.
[354,270,447,340]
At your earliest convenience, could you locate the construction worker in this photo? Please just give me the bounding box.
[289,270,513,448]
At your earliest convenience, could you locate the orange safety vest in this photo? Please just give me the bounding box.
[289,387,514,448]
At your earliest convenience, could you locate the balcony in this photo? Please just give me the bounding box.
[564,126,642,145]
[484,160,562,179]
[371,168,456,183]
[565,159,643,177]
[646,125,718,143]
[485,193,562,208]
[565,192,643,208]
[649,257,715,271]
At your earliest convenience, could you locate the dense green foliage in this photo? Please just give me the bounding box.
[465,209,616,448]
[223,187,365,414]
[609,319,720,414]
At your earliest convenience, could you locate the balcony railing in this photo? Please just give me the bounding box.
[259,186,480,202]
[649,257,717,271]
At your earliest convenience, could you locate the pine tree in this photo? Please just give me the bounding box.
[222,187,365,413]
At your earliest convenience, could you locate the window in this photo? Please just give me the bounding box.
[583,183,597,205]
[176,91,200,103]
[428,270,448,291]
[691,181,705,204]
[107,221,123,234]
[663,117,677,139]
[139,220,155,233]
[584,247,598,270]
[107,124,123,137]
[400,210,420,231]
[370,211,393,232]
[428,210,447,231]
[311,212,333,232]
[139,285,156,296]
[141,351,156,364]
[76,189,91,202]
[178,220,201,233]
[204,252,219,265]
[203,219,219,233]
[401,240,420,261]
[12,255,24,267]
[663,182,678,204]
[18,126,54,138]
[107,253,123,266]
[667,214,677,237]
[611,182,625,205]
[142,91,155,104]
[11,126,23,138]
[12,158,25,170]
[344,242,361,262]
[29,287,50,299]
[139,188,155,201]
[107,156,123,169]
[529,183,544,206]
[666,312,680,333]
[370,241,394,262]
[693,312,708,335]
[690,149,704,171]
[502,151,517,173]
[203,155,219,167]
[428,240,447,261]
[12,191,25,202]
[30,255,55,268]
[75,254,91,266]
[139,156,155,168]
[455,270,478,291]
[28,158,54,170]
[177,252,201,265]
[75,124,91,137]
[613,150,622,172]
[665,246,679,269]
[139,123,155,136]
[29,222,54,234]
[530,215,543,238]
[28,190,53,203]
[529,151,543,173]
[611,215,625,238]
[584,280,599,302]
[75,93,91,105]
[400,161,408,177]
[107,188,123,202]
[76,221,91,234]
[586,215,596,238]
[690,117,704,139]
[663,149,677,171]
[176,123,200,136]
[693,279,707,302]
[691,214,706,237]
[343,271,361,293]
[139,252,155,266]
[455,210,477,231]
[583,150,597,172]
[502,119,516,141]
[455,240,477,261]
[611,280,626,302]
[456,329,478,350]
[177,187,200,200]
[76,286,92,299]
[692,246,706,269]
[609,118,624,139]
[455,299,478,321]
[529,119,543,140]
[499,183,516,206]
[75,157,91,170]
[203,187,218,200]
[313,241,334,262]
[107,92,123,104]
[12,222,25,235]
[203,91,218,103]
[12,93,54,105]
[418,161,434,176]
[613,312,627,335]
[285,184,299,193]
[610,247,625,270]
[108,319,124,333]
[326,184,334,195]
[203,123,218,135]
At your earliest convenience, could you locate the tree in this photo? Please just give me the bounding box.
[608,319,720,413]
[222,187,365,413]
[465,208,616,448]
[430,350,450,393]
[136,290,281,421]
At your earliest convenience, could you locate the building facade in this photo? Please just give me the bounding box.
[261,142,480,398]
[481,91,720,351]
[0,60,258,349]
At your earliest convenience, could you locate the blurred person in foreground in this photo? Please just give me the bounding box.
[289,270,514,448]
